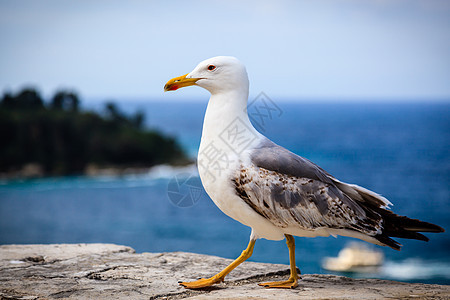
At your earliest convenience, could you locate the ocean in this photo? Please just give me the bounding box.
[0,100,449,285]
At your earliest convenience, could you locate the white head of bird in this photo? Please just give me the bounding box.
[164,56,249,96]
[164,56,256,144]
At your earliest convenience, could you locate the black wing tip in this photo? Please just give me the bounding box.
[402,220,445,233]
[425,224,445,233]
[374,212,445,249]
[376,235,402,251]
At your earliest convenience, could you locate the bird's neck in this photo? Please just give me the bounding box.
[198,89,262,186]
[201,90,255,140]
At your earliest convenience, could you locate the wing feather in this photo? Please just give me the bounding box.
[232,164,382,235]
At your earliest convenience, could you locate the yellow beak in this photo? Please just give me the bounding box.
[164,73,201,92]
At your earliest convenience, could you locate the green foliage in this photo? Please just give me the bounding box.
[0,87,189,176]
[2,88,44,110]
[51,90,79,112]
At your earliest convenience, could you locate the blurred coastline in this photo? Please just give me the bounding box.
[0,88,191,180]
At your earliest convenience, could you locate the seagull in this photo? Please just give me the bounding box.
[164,56,444,289]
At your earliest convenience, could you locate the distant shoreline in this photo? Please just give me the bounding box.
[1,88,191,179]
[0,162,198,182]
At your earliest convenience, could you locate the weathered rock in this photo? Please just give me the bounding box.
[0,244,448,299]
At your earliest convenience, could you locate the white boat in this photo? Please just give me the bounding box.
[322,242,384,272]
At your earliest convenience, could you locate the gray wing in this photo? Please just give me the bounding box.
[250,138,333,184]
[233,138,383,234]
[251,138,391,208]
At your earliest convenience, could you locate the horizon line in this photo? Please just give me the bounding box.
[81,96,450,104]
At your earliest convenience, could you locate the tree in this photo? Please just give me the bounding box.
[132,111,145,129]
[51,90,79,112]
[1,88,44,110]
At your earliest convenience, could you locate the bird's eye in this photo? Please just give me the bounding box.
[207,65,216,71]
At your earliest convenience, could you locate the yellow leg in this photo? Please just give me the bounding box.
[179,238,256,289]
[258,234,299,289]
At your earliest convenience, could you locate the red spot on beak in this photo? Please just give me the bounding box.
[171,85,179,90]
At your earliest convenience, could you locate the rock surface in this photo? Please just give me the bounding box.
[0,243,448,299]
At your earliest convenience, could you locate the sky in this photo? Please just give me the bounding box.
[1,0,449,102]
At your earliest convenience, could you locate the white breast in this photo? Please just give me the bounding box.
[197,95,285,240]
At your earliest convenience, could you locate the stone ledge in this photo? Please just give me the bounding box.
[0,244,448,299]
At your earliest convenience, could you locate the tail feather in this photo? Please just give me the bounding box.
[375,234,402,251]
[373,208,444,250]
[333,178,444,250]
[384,230,429,242]
[378,209,444,233]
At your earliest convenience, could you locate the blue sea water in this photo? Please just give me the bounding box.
[1,100,449,285]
